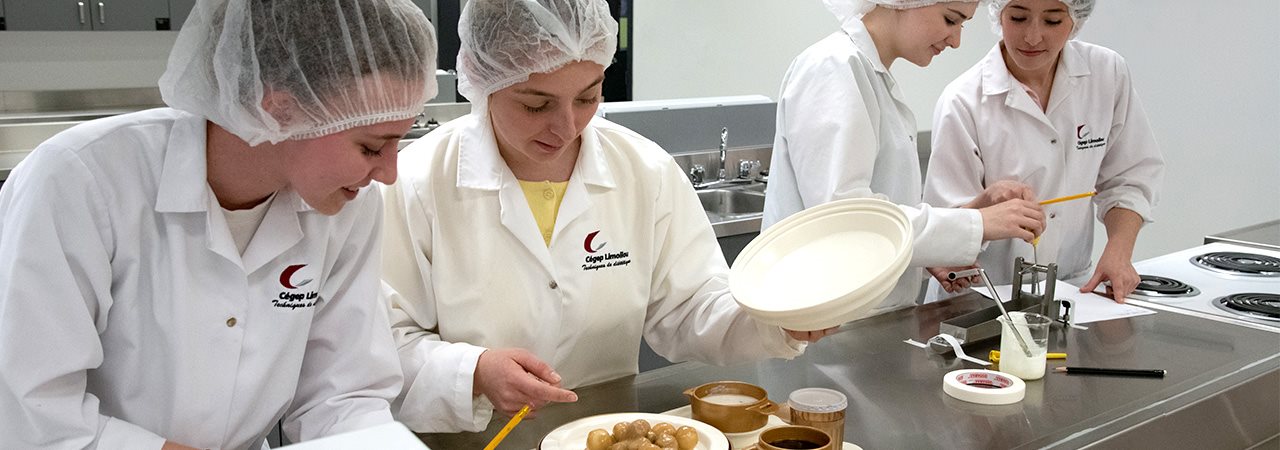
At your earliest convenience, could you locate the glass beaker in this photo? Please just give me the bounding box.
[997,312,1051,380]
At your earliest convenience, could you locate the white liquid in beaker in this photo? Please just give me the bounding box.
[999,312,1049,380]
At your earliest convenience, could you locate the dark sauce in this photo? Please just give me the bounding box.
[768,439,824,449]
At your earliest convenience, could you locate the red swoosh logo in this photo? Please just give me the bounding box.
[584,231,606,253]
[280,264,307,289]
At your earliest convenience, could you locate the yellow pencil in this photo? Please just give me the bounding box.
[1039,191,1097,206]
[990,350,1067,362]
[483,404,531,450]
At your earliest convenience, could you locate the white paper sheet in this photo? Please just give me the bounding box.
[974,280,1155,325]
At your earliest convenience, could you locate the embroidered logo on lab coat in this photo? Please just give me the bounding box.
[584,230,607,253]
[273,264,319,309]
[1076,124,1105,150]
[582,230,631,271]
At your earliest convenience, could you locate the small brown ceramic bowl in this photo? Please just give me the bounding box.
[684,381,779,433]
[757,425,833,450]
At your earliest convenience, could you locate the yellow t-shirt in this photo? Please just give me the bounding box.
[518,180,569,246]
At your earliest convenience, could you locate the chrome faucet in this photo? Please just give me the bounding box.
[738,159,761,179]
[688,164,706,185]
[717,127,728,182]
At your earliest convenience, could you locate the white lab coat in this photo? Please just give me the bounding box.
[924,41,1164,286]
[0,108,403,449]
[381,114,805,433]
[763,21,983,312]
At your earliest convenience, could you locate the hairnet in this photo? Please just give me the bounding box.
[823,0,980,27]
[989,0,1094,39]
[456,0,617,114]
[159,0,438,146]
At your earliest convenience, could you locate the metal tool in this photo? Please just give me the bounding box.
[947,268,981,281]
[1031,239,1041,296]
[978,268,1034,358]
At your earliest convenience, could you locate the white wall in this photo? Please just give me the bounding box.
[0,32,176,91]
[635,0,1280,261]
[631,0,835,101]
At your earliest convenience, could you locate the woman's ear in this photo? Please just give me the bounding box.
[260,88,299,127]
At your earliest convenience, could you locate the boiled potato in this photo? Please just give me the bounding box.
[586,428,615,450]
[651,422,676,437]
[629,419,652,439]
[674,426,698,450]
[654,433,678,449]
[613,422,630,440]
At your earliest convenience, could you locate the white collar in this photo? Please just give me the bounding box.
[981,41,1091,97]
[842,20,890,75]
[455,115,617,191]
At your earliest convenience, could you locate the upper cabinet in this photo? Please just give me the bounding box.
[2,0,174,31]
[0,0,434,32]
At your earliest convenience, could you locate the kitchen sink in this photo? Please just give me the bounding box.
[697,188,765,216]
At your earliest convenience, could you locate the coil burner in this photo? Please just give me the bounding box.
[1190,252,1280,277]
[1213,293,1280,322]
[1130,275,1200,299]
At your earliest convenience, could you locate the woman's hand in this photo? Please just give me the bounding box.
[785,327,839,342]
[927,265,980,293]
[965,180,1037,209]
[474,348,578,416]
[1080,208,1145,304]
[978,199,1045,243]
[1080,247,1140,304]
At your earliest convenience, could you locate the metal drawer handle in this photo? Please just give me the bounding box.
[98,2,106,24]
[78,2,87,24]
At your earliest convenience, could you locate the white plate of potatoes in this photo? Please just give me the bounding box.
[538,412,729,450]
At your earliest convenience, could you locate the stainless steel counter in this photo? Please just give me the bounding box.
[1205,219,1280,252]
[418,292,1280,449]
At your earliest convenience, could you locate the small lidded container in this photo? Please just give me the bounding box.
[787,388,848,446]
[683,381,778,433]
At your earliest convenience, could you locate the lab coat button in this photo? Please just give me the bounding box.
[226,317,237,327]
[549,280,558,289]
[1050,138,1058,145]
[1050,213,1057,219]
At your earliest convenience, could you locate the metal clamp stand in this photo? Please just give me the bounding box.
[938,258,1063,345]
[1010,257,1060,322]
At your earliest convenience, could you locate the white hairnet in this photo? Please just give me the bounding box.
[823,0,980,27]
[989,0,1094,39]
[456,0,617,113]
[160,0,438,146]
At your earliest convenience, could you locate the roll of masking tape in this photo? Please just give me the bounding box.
[942,369,1026,405]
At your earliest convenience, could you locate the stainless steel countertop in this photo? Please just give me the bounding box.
[418,292,1280,449]
[1205,219,1280,252]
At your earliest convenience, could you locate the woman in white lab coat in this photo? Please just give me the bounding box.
[924,0,1164,302]
[764,0,1048,312]
[381,0,834,433]
[0,1,436,448]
